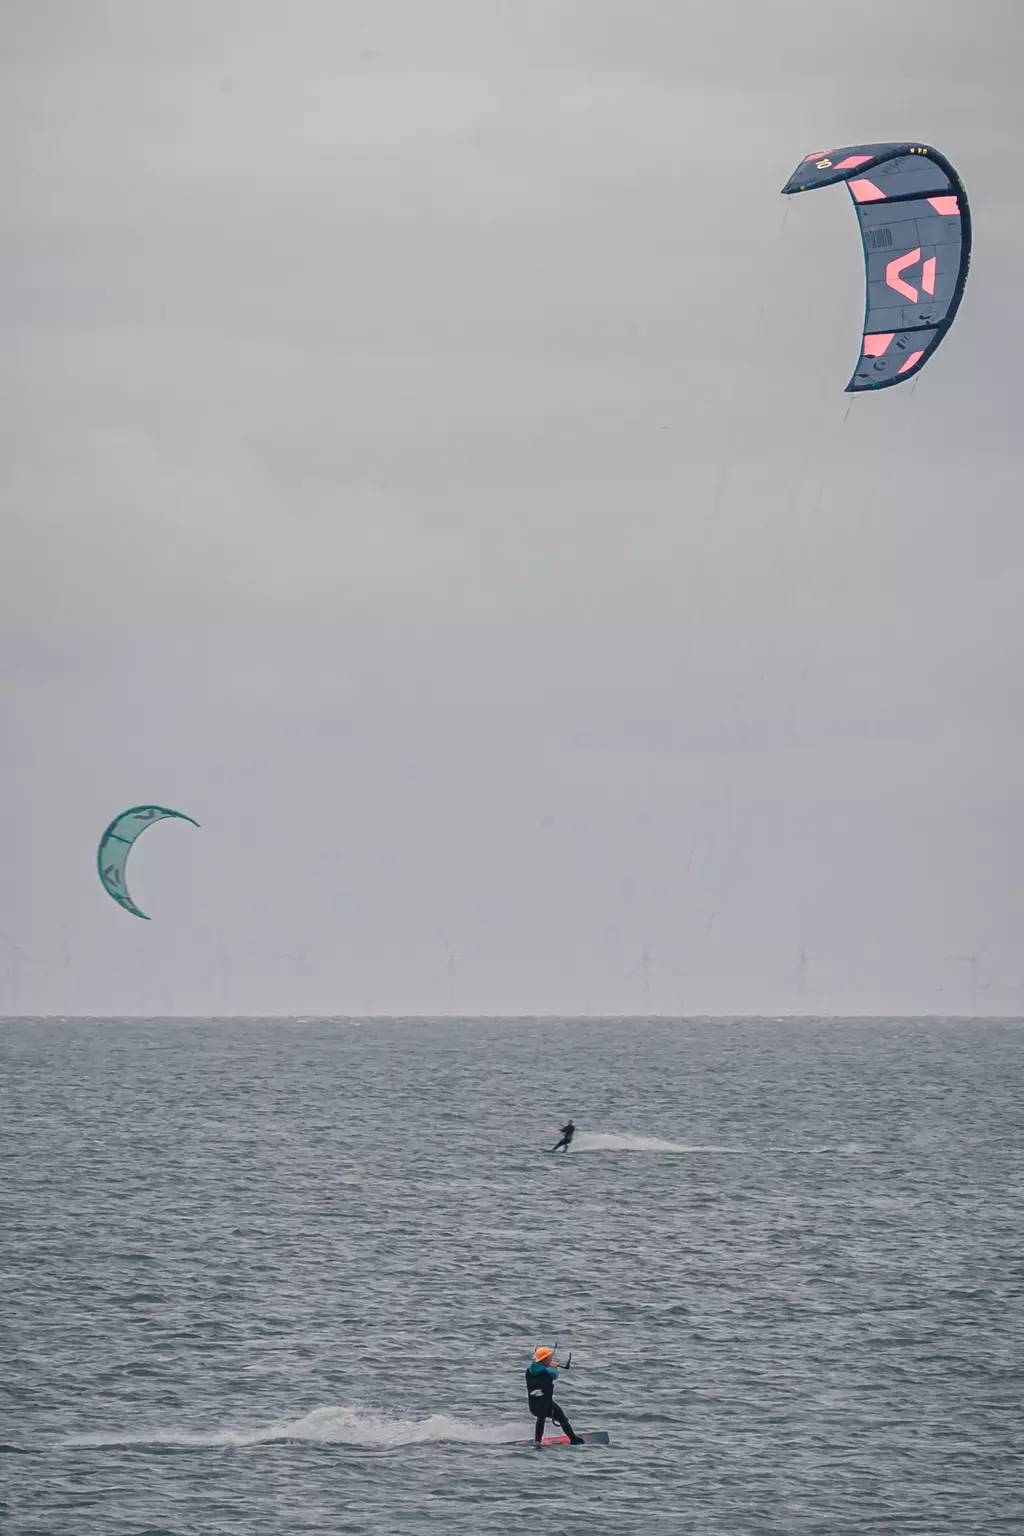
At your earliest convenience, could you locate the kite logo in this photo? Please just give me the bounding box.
[928,196,959,216]
[849,178,887,202]
[886,248,937,303]
[863,330,927,376]
[815,158,832,169]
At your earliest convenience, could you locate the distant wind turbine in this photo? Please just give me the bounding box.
[442,936,458,1014]
[61,929,73,1018]
[947,950,987,1015]
[0,928,24,1016]
[280,948,307,1015]
[625,940,655,1012]
[218,934,235,1016]
[783,945,808,1005]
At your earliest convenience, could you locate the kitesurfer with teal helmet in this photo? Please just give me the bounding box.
[526,1345,581,1445]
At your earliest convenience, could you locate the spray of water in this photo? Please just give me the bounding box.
[574,1131,742,1154]
[60,1406,525,1452]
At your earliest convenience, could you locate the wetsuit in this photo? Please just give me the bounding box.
[525,1361,579,1443]
[550,1121,575,1153]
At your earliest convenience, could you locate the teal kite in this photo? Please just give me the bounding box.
[97,805,199,919]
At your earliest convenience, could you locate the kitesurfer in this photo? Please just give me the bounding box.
[526,1346,581,1445]
[550,1118,575,1153]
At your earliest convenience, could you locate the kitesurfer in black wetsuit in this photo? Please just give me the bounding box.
[525,1347,581,1444]
[550,1118,575,1153]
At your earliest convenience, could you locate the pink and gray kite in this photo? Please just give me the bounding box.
[782,143,971,391]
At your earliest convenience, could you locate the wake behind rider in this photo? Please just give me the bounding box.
[525,1346,581,1444]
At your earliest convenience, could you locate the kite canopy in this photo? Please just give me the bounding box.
[782,143,971,392]
[97,805,199,920]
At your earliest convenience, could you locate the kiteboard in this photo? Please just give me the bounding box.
[520,1429,610,1448]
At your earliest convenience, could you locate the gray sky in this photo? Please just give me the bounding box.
[3,0,1023,1016]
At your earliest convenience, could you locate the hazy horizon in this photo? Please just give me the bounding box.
[3,1011,1020,1026]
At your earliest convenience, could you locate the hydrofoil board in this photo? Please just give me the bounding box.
[519,1429,610,1447]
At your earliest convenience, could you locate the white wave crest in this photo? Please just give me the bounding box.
[61,1406,524,1451]
[574,1131,740,1154]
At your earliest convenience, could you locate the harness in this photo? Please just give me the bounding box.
[525,1365,554,1413]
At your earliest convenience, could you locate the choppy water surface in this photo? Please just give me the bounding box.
[2,1016,1022,1534]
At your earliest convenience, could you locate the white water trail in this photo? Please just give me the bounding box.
[61,1406,525,1451]
[573,1131,742,1154]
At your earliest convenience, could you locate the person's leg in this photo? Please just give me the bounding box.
[549,1401,580,1441]
[533,1411,547,1443]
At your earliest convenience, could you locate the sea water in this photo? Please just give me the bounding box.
[2,1016,1021,1534]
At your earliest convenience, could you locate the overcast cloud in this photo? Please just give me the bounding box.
[3,0,1023,1016]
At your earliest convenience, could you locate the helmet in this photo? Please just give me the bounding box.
[533,1346,553,1362]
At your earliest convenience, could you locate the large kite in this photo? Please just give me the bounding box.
[782,143,971,391]
[97,805,199,919]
